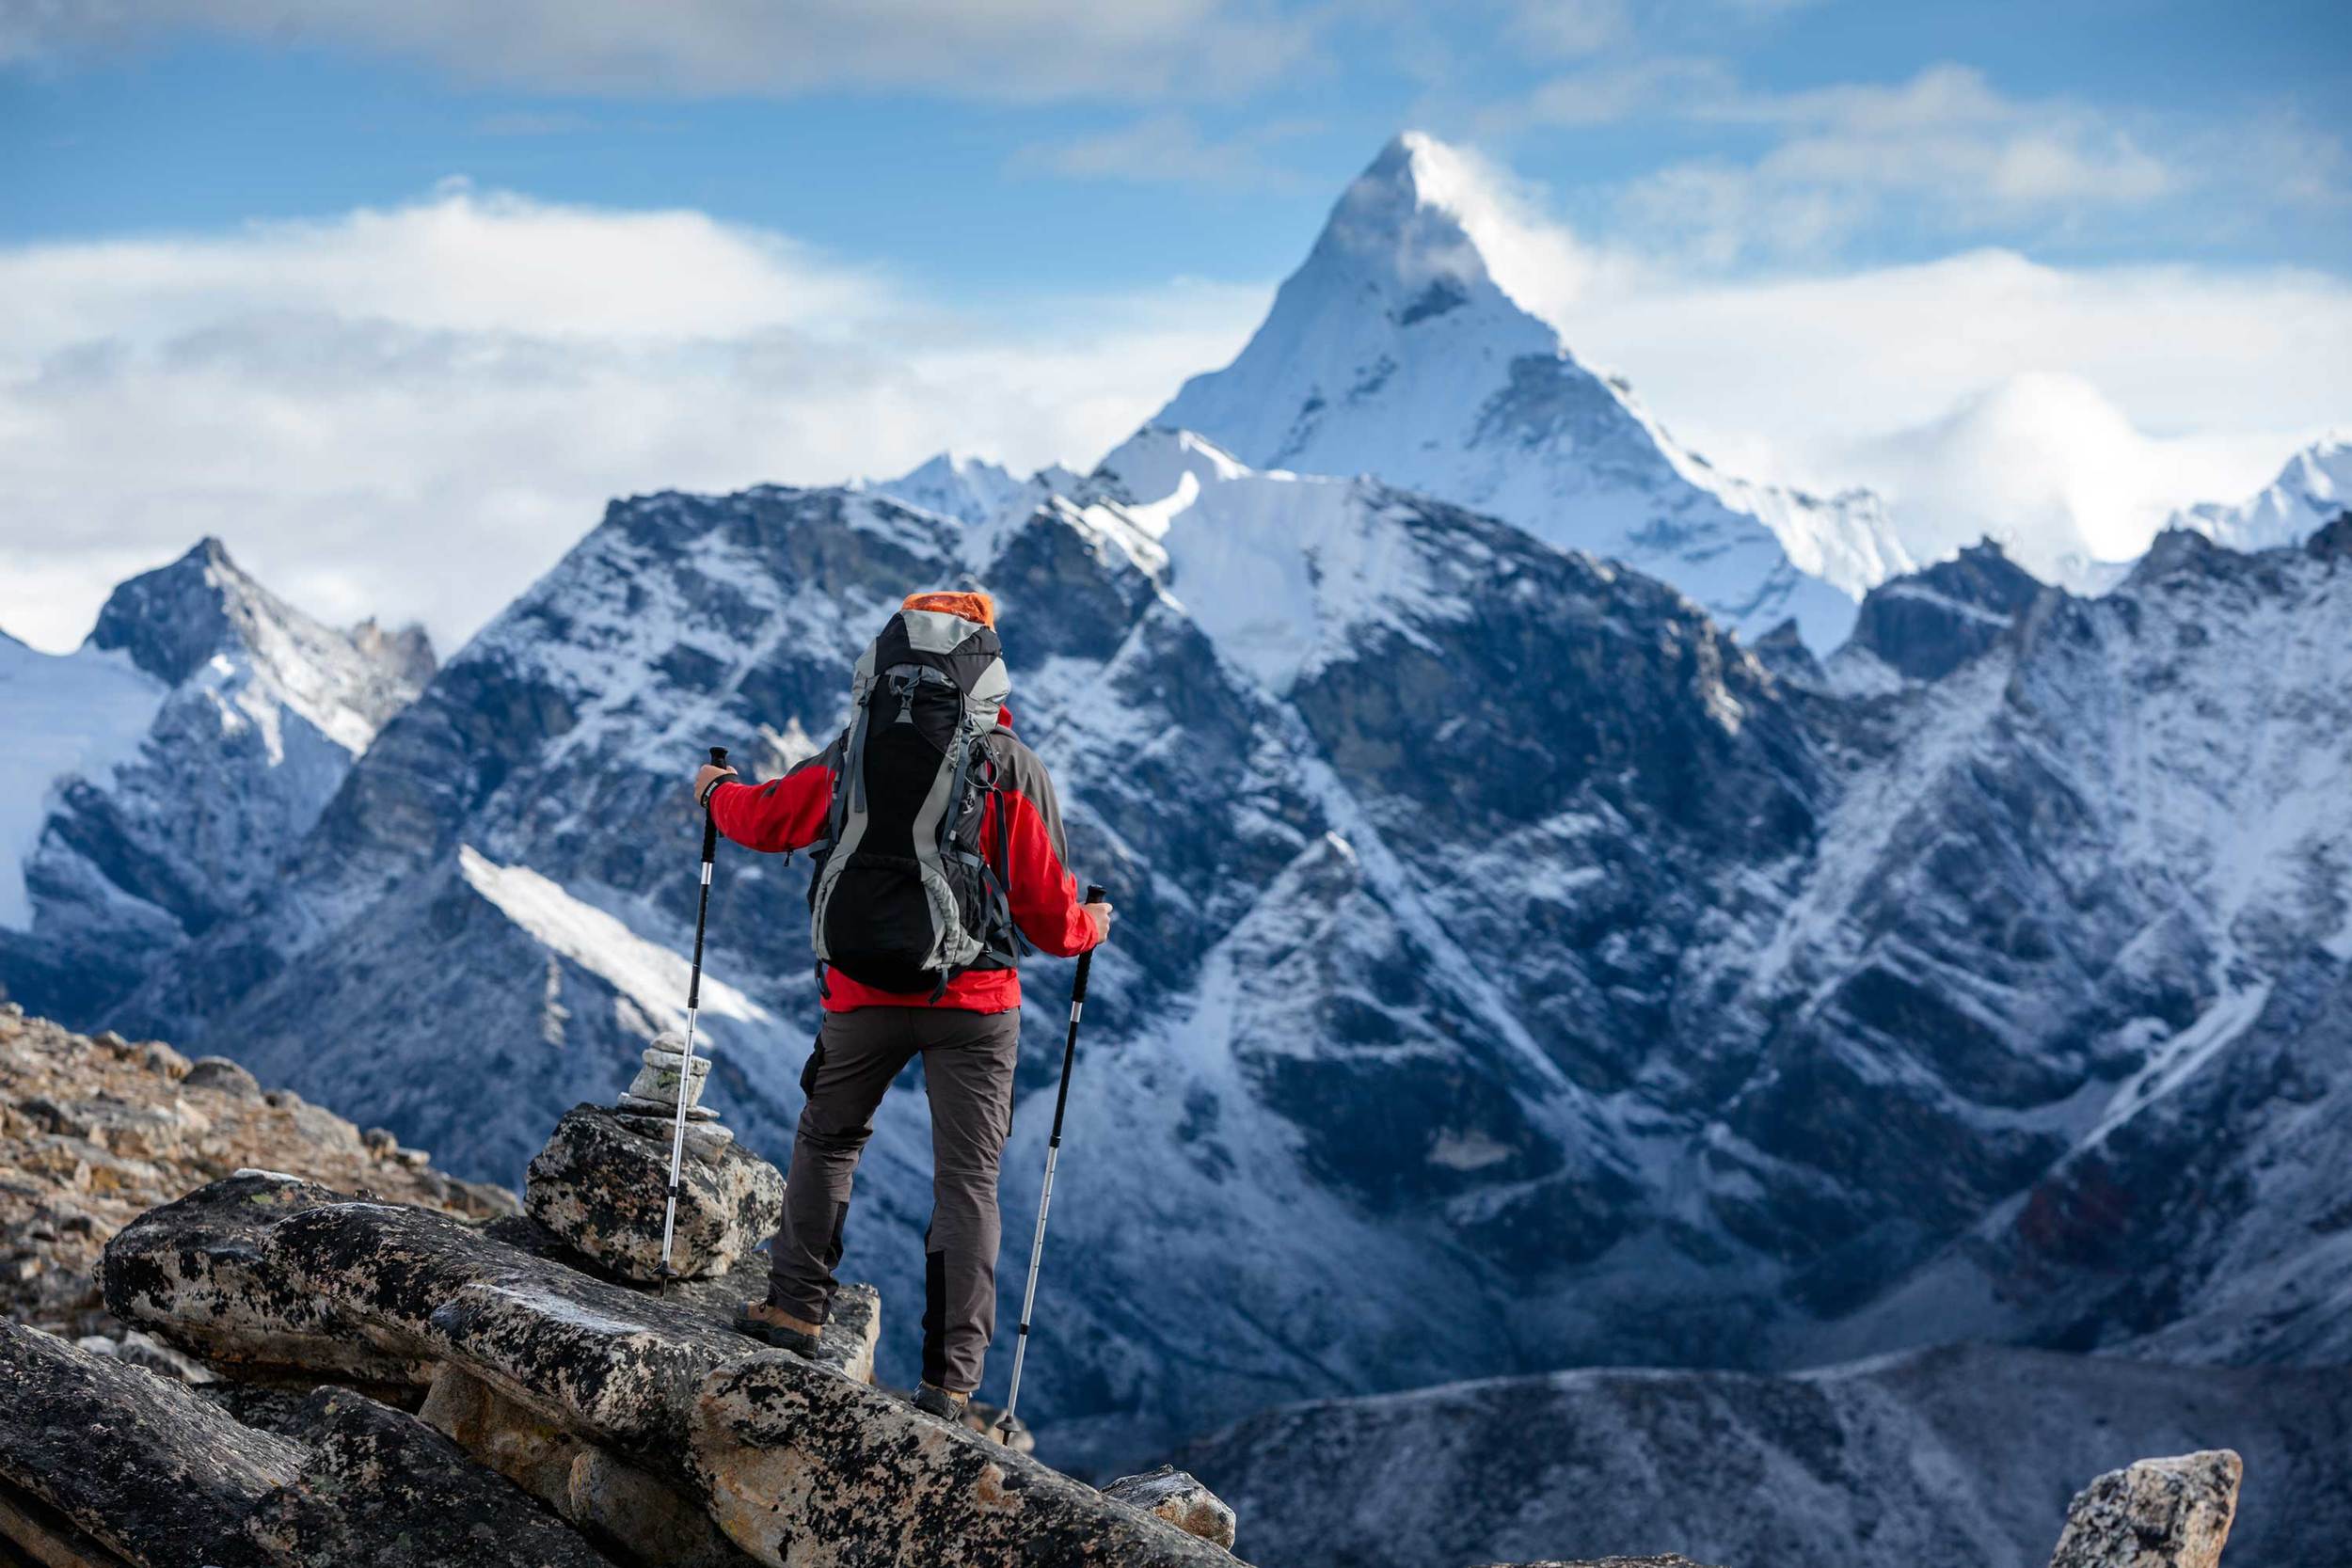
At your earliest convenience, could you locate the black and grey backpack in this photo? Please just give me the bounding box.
[805,605,1023,997]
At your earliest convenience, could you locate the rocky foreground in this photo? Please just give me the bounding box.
[0,1002,512,1343]
[0,1007,2279,1567]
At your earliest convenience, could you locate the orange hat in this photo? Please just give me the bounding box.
[901,590,996,627]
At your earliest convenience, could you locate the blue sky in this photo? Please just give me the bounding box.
[8,1,2347,279]
[1,0,2347,650]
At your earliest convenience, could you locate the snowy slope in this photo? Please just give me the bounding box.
[2170,434,2351,551]
[861,451,1025,527]
[1152,133,1910,647]
[93,476,2352,1478]
[0,633,163,929]
[1177,1344,2352,1568]
[0,539,432,1021]
[106,457,1825,1464]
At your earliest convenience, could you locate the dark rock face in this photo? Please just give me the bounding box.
[0,1318,303,1566]
[241,1387,624,1568]
[1844,539,2044,681]
[86,538,245,688]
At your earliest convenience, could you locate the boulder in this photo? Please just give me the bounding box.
[101,1170,435,1389]
[524,1104,782,1282]
[691,1352,1238,1568]
[622,1242,882,1387]
[240,1386,623,1568]
[262,1197,748,1454]
[2048,1450,2242,1568]
[0,1319,302,1566]
[0,1482,141,1568]
[420,1364,591,1504]
[1103,1465,1239,1550]
[183,1056,262,1098]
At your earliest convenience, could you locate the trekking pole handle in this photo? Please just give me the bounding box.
[699,746,728,863]
[1073,884,1105,1005]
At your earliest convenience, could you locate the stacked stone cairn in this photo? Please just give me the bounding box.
[523,1031,783,1283]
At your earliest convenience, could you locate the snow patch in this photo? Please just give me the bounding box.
[0,638,165,928]
[456,845,770,1032]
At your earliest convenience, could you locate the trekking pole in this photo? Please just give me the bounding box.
[998,883,1104,1442]
[658,745,728,1293]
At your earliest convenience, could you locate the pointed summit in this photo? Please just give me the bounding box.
[84,536,427,744]
[1151,133,1905,647]
[87,536,268,686]
[862,451,1023,527]
[1296,133,1526,321]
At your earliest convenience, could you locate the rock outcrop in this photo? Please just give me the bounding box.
[2048,1451,2241,1568]
[0,1315,303,1566]
[0,1320,630,1567]
[525,1099,782,1283]
[92,1168,1241,1567]
[0,1004,513,1343]
[1104,1465,1241,1550]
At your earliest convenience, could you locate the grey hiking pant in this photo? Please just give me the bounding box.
[767,1005,1021,1395]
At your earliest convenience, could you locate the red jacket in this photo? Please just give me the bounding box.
[707,710,1098,1012]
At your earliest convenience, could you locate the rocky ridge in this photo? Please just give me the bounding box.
[1179,1348,2308,1568]
[0,537,434,1025]
[0,1001,511,1343]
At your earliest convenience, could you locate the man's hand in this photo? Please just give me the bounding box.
[693,762,739,805]
[1082,899,1114,943]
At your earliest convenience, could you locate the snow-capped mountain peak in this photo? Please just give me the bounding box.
[2171,433,2351,553]
[87,536,428,754]
[0,537,436,1019]
[1151,133,1907,648]
[861,451,1025,527]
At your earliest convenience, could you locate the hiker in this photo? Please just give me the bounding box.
[690,590,1112,1424]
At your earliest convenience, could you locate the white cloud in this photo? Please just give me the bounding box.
[1549,247,2352,574]
[1503,62,2306,264]
[1009,114,1321,189]
[0,0,1318,101]
[1387,139,2351,573]
[1504,0,1629,59]
[0,188,1267,655]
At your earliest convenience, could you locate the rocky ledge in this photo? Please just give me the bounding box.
[0,1001,513,1342]
[67,1168,1242,1566]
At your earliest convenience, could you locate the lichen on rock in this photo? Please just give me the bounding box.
[2048,1450,2242,1568]
[524,1103,782,1283]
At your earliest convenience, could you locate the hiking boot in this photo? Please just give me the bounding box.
[913,1383,969,1421]
[733,1301,823,1357]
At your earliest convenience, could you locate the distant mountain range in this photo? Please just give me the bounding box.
[4,136,2349,1500]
